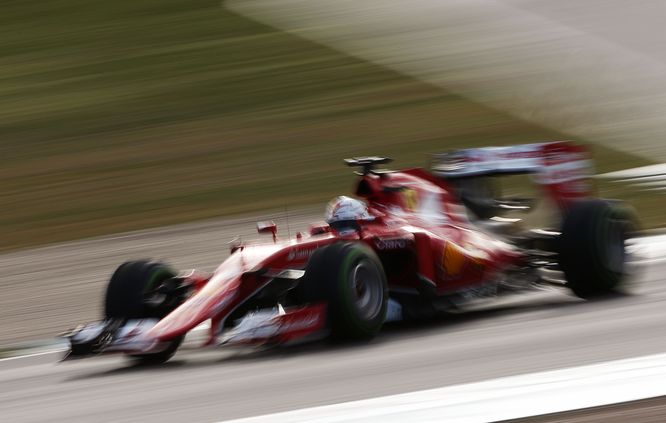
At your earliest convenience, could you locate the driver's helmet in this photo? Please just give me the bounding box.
[325,196,372,230]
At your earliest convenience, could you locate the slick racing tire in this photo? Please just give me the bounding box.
[105,260,183,364]
[302,242,388,340]
[558,200,637,299]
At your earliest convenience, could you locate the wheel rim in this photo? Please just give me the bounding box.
[142,267,176,315]
[349,259,383,321]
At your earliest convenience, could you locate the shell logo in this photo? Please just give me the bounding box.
[443,242,465,276]
[403,188,419,211]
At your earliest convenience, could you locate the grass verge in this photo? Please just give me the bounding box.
[0,0,659,252]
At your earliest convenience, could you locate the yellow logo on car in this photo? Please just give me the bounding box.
[403,188,418,211]
[443,242,465,276]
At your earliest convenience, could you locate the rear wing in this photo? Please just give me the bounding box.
[431,141,594,210]
[431,142,589,177]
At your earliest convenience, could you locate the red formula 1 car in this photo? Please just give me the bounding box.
[64,141,637,363]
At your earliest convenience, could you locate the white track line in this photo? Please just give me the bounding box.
[0,322,210,363]
[0,349,64,363]
[630,235,666,263]
[218,352,666,423]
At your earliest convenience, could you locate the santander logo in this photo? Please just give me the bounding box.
[287,248,316,261]
[375,238,407,250]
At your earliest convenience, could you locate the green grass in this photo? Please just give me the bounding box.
[0,0,659,252]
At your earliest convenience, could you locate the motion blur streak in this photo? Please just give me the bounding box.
[2,1,666,422]
[1,253,666,422]
[230,0,666,162]
[0,209,318,346]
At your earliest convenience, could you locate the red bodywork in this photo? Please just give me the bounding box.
[146,170,519,344]
[70,141,593,354]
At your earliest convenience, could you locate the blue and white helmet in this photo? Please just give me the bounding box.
[325,196,372,225]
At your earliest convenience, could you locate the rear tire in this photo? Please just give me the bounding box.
[558,200,636,298]
[302,243,388,340]
[105,260,182,364]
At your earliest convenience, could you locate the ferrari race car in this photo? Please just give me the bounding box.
[63,141,637,364]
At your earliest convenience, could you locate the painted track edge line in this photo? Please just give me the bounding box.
[216,352,666,423]
[0,321,210,363]
[0,349,65,363]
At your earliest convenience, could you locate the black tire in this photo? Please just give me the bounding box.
[558,200,636,298]
[301,243,388,340]
[129,336,183,365]
[105,260,182,364]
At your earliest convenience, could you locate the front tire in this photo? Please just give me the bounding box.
[302,243,388,340]
[105,260,182,364]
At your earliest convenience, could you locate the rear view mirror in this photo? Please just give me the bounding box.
[257,221,278,242]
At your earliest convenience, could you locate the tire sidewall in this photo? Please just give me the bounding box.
[559,200,636,297]
[334,244,388,337]
[104,260,181,364]
[105,260,176,319]
[303,242,388,340]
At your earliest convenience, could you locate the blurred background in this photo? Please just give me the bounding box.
[3,0,664,254]
[3,2,666,422]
